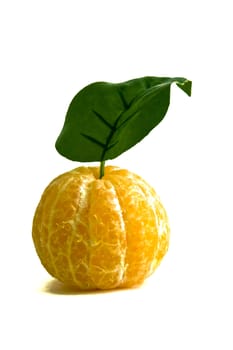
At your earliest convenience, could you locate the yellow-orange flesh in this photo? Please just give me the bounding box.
[32,166,170,290]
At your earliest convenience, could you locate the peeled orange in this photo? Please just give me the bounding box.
[32,165,170,290]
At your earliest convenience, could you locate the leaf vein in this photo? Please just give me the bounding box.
[118,88,130,109]
[81,133,105,148]
[116,110,141,130]
[92,110,115,130]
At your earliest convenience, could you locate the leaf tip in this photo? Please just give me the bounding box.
[176,79,192,97]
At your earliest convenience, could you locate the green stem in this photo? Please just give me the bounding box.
[99,160,105,179]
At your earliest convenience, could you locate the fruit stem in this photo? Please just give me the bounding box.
[99,160,105,179]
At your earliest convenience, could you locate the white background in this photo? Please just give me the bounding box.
[1,0,232,349]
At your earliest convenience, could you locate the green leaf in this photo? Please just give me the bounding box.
[55,76,192,162]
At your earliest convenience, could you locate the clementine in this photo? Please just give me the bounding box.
[32,165,170,290]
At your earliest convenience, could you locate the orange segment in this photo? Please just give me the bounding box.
[106,169,159,287]
[88,179,127,288]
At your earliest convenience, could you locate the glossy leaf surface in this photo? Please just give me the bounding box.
[55,76,191,162]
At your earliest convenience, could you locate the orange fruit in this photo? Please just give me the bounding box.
[32,166,170,290]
